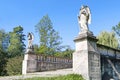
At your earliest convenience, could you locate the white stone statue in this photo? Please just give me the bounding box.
[78,5,91,32]
[27,32,34,49]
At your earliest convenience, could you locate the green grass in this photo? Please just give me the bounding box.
[21,74,84,80]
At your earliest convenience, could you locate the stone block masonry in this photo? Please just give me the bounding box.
[73,31,101,80]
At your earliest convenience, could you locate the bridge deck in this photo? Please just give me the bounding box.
[0,68,73,80]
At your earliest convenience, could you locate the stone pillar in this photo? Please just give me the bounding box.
[73,31,101,80]
[22,52,37,75]
[22,54,28,75]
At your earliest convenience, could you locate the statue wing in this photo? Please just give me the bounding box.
[86,7,91,24]
[31,32,34,41]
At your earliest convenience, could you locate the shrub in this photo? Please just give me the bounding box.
[6,56,23,75]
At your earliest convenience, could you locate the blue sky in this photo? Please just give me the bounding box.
[0,0,120,49]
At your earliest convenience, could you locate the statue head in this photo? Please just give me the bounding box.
[80,5,88,10]
[80,5,90,16]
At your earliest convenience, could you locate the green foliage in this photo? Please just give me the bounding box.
[62,48,74,59]
[13,26,23,33]
[35,15,62,55]
[0,29,17,76]
[5,56,23,76]
[8,26,25,57]
[54,46,74,59]
[0,29,8,49]
[13,26,26,51]
[112,22,120,48]
[8,32,21,57]
[38,45,48,54]
[0,26,25,76]
[97,31,119,48]
[34,44,39,53]
[22,74,84,80]
[112,22,120,36]
[0,48,8,76]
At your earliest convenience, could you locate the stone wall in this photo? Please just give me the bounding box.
[37,55,72,71]
[88,51,101,80]
[23,54,72,74]
[97,44,120,80]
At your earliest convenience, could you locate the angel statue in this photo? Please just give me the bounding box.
[78,5,91,32]
[27,32,34,49]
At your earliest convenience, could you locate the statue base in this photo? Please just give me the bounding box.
[78,31,95,37]
[22,51,37,75]
[73,31,101,80]
[22,45,36,75]
[25,46,34,54]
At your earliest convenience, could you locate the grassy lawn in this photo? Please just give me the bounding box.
[20,74,84,80]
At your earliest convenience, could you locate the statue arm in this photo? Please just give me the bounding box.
[78,9,82,23]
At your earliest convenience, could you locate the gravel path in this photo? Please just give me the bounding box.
[0,68,73,80]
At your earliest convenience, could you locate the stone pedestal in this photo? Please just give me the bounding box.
[22,53,30,75]
[73,31,101,80]
[22,52,37,75]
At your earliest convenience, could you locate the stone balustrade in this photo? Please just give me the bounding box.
[23,54,72,74]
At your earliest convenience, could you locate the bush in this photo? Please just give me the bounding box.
[6,56,23,75]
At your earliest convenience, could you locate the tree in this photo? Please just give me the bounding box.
[97,31,119,49]
[0,30,8,76]
[112,22,120,48]
[0,48,8,76]
[0,29,5,47]
[33,44,39,53]
[8,32,21,57]
[35,15,62,55]
[62,47,74,59]
[0,29,8,50]
[8,26,25,57]
[112,22,120,37]
[13,26,26,51]
[55,47,74,59]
